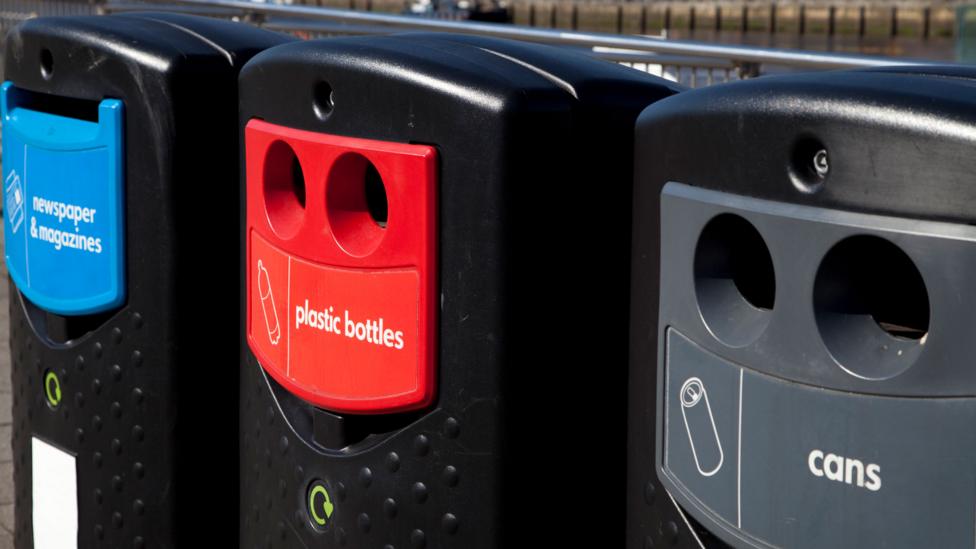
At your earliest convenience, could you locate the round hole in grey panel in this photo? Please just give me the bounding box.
[814,235,929,380]
[694,214,775,347]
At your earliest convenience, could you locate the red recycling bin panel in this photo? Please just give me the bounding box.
[245,119,437,414]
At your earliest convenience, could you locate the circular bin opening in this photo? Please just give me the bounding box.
[694,214,775,347]
[814,235,929,380]
[40,49,54,80]
[790,137,829,193]
[326,153,388,256]
[263,141,306,239]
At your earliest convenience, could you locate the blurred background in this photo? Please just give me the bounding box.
[0,0,970,88]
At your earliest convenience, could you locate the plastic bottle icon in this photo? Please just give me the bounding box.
[680,377,724,477]
[258,259,281,346]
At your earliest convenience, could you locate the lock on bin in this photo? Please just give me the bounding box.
[627,66,976,549]
[239,34,682,549]
[3,13,290,549]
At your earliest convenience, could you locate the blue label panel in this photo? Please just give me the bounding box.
[1,82,125,315]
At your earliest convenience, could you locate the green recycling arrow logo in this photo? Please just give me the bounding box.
[44,371,61,409]
[308,483,334,528]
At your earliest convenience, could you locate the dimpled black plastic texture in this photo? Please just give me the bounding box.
[627,66,976,549]
[5,14,290,549]
[239,34,682,549]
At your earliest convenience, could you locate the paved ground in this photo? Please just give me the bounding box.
[0,231,16,548]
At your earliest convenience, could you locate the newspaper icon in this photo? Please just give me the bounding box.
[5,170,24,235]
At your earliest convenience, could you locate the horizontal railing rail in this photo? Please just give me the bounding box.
[103,0,941,71]
[0,0,946,87]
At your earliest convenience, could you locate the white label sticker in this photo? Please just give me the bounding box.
[32,437,78,549]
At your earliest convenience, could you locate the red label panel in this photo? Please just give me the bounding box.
[249,231,426,412]
[244,120,437,414]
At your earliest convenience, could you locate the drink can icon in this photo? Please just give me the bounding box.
[680,377,724,477]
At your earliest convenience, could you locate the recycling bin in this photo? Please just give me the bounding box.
[627,66,976,548]
[3,13,289,549]
[240,34,682,548]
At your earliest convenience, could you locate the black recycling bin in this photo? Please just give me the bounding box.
[239,34,682,549]
[3,13,290,549]
[627,66,976,549]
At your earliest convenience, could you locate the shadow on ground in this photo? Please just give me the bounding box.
[0,229,15,548]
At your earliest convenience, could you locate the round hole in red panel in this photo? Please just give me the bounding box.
[263,140,306,239]
[326,152,388,257]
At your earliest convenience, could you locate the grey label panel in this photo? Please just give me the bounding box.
[663,329,976,549]
[664,329,741,526]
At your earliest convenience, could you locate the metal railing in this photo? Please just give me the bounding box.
[104,0,941,85]
[0,0,99,77]
[0,0,95,42]
[0,0,944,86]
